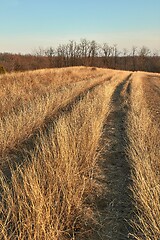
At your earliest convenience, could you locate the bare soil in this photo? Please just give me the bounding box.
[94,73,134,240]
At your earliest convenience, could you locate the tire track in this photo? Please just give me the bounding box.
[1,76,112,180]
[95,73,133,239]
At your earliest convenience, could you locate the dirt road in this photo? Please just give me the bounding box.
[1,68,160,240]
[94,71,160,240]
[93,73,133,240]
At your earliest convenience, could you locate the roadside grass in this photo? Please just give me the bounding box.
[127,73,160,240]
[0,67,118,239]
[0,67,114,162]
[0,66,109,117]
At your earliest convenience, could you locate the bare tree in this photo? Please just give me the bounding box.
[34,47,45,56]
[123,48,128,70]
[102,43,112,57]
[45,47,55,67]
[138,46,151,71]
[1,39,160,72]
[112,44,120,68]
[131,46,137,71]
[79,38,90,58]
[101,43,112,67]
[139,46,150,57]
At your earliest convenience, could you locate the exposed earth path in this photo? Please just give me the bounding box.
[94,73,134,240]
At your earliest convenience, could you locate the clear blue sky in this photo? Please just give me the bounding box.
[0,0,160,53]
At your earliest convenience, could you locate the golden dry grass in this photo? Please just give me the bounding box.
[127,72,160,239]
[0,67,119,239]
[0,67,160,239]
[0,67,114,162]
[0,67,109,117]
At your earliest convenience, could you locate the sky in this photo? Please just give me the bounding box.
[0,0,160,54]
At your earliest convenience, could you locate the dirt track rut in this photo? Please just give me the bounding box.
[95,73,133,239]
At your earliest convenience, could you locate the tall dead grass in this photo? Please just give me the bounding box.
[0,68,115,164]
[127,73,160,239]
[0,68,118,239]
[0,66,108,117]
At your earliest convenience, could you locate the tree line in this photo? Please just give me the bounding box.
[0,39,160,73]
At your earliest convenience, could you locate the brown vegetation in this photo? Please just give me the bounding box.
[0,39,160,73]
[127,73,160,239]
[0,67,160,239]
[0,65,6,74]
[0,67,117,239]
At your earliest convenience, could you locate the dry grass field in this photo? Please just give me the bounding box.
[0,67,160,239]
